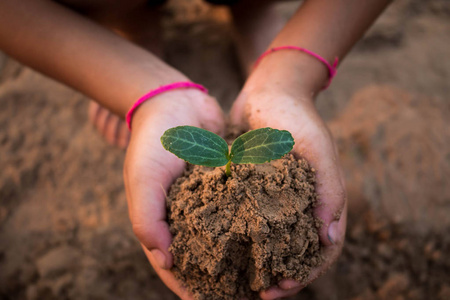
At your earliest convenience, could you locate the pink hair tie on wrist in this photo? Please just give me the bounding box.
[126,81,208,130]
[253,46,339,89]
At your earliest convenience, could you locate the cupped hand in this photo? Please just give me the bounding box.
[230,84,347,300]
[123,88,225,299]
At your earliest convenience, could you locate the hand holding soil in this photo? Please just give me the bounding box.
[230,80,347,299]
[159,84,347,300]
[123,88,225,299]
[131,84,346,300]
[3,0,449,299]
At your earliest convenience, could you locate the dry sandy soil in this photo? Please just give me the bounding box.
[1,0,449,299]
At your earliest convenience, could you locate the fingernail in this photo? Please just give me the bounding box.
[328,220,340,245]
[278,279,303,290]
[151,249,167,269]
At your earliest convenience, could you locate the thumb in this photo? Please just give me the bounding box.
[123,91,225,271]
[295,123,346,247]
[124,118,186,270]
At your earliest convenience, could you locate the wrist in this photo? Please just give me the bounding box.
[126,81,208,130]
[118,70,190,119]
[130,88,216,133]
[245,50,330,99]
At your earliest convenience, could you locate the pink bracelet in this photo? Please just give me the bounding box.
[126,81,208,130]
[253,46,339,89]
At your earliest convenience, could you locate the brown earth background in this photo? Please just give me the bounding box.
[1,0,449,299]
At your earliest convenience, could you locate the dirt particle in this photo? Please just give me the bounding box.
[167,154,322,299]
[36,246,81,278]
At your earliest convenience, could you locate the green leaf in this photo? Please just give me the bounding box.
[230,128,294,164]
[161,126,229,167]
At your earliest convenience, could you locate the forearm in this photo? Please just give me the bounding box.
[0,0,186,118]
[246,0,391,95]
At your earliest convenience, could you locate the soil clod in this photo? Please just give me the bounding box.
[167,154,323,300]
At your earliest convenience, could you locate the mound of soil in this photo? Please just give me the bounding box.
[333,207,450,300]
[329,85,450,230]
[167,154,323,300]
[2,1,450,300]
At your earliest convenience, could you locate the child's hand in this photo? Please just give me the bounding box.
[123,89,225,300]
[230,84,347,300]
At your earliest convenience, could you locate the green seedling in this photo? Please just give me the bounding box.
[161,126,295,177]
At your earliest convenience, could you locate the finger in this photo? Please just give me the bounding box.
[295,124,346,247]
[267,193,347,294]
[236,93,347,245]
[124,103,200,270]
[259,285,303,300]
[123,94,224,270]
[304,200,347,283]
[116,119,131,149]
[124,127,185,269]
[243,99,347,283]
[263,100,346,247]
[88,101,101,124]
[92,105,110,136]
[142,245,195,300]
[88,101,130,148]
[278,279,304,290]
[103,114,121,146]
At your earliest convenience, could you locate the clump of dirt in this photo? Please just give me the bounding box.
[334,208,450,300]
[167,154,323,300]
[329,85,450,230]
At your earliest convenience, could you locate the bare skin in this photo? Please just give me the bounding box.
[85,1,164,149]
[0,0,390,299]
[90,0,286,149]
[231,1,390,298]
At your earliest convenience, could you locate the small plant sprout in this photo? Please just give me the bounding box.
[161,126,295,177]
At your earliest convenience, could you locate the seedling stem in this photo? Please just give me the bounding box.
[225,160,232,177]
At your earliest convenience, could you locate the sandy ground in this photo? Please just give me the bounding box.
[1,0,449,299]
